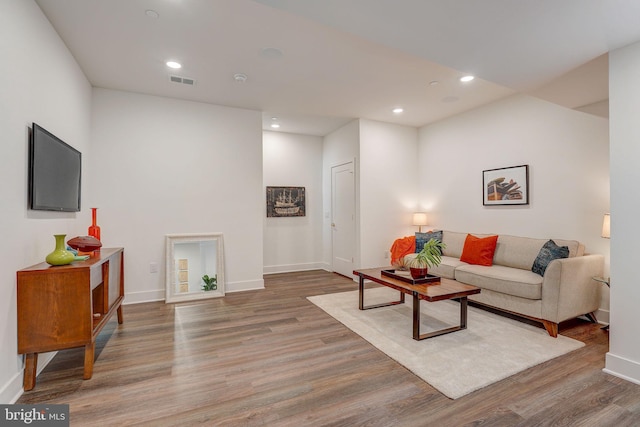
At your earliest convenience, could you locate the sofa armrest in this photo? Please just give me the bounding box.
[541,254,604,323]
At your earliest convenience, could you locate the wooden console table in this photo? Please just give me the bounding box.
[17,248,124,390]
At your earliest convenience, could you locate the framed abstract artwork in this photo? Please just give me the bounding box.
[483,165,529,205]
[266,186,306,217]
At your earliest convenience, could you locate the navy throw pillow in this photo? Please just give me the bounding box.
[415,230,443,254]
[532,239,569,276]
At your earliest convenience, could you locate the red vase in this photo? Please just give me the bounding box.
[410,267,428,279]
[88,207,101,241]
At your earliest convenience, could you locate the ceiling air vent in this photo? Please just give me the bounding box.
[169,75,195,86]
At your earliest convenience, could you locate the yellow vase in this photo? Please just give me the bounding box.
[45,234,75,266]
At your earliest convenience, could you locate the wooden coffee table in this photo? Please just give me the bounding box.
[353,268,481,340]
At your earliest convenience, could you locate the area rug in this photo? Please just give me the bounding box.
[307,287,584,399]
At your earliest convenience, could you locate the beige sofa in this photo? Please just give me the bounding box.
[405,231,604,337]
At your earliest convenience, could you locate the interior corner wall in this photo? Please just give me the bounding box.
[605,40,640,385]
[418,94,610,310]
[263,131,323,273]
[90,88,264,302]
[322,120,359,271]
[359,119,419,268]
[0,0,92,403]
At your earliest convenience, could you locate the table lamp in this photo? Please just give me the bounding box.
[412,212,428,233]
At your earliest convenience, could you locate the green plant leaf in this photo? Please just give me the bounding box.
[409,238,446,268]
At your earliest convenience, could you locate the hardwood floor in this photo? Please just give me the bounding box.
[17,270,640,426]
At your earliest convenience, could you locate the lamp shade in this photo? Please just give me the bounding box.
[602,213,610,238]
[412,212,428,226]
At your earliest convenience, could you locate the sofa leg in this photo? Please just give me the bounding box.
[585,312,598,323]
[542,320,558,338]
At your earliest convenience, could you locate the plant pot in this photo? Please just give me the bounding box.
[409,267,428,279]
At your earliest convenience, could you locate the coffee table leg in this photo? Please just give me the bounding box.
[413,295,470,340]
[358,275,405,310]
[460,296,468,330]
[413,293,421,340]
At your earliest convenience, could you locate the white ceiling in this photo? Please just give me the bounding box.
[35,0,640,136]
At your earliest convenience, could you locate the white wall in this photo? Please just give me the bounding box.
[605,40,640,385]
[0,0,92,403]
[263,131,323,273]
[90,89,264,302]
[418,94,610,313]
[359,119,419,268]
[322,120,359,271]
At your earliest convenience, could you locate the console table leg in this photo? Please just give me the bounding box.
[83,343,95,380]
[23,353,37,391]
[117,304,124,324]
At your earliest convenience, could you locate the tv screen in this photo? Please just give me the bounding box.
[29,123,81,212]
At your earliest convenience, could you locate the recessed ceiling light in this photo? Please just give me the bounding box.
[392,107,404,114]
[429,80,439,86]
[166,61,182,69]
[234,73,248,83]
[271,123,280,129]
[271,117,278,121]
[460,75,475,82]
[145,9,159,19]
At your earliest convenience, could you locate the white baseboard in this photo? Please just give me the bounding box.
[2,352,57,404]
[263,262,328,275]
[604,352,640,386]
[124,279,265,304]
[595,308,610,324]
[124,289,165,305]
[226,278,265,293]
[1,371,23,404]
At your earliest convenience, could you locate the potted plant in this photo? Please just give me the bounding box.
[406,238,446,279]
[202,274,217,291]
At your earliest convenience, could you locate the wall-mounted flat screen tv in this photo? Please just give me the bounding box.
[29,123,81,212]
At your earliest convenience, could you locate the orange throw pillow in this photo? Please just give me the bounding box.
[460,234,498,266]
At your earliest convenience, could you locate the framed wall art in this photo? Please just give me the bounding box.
[266,186,306,217]
[483,165,529,205]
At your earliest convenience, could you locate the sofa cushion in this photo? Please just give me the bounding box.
[460,234,498,266]
[415,230,443,254]
[403,254,464,279]
[455,264,543,300]
[429,256,466,279]
[444,232,582,261]
[441,231,471,258]
[532,240,570,276]
[493,235,582,269]
[493,235,547,269]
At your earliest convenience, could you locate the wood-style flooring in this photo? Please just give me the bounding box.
[17,270,640,426]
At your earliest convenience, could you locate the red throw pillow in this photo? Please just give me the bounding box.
[460,234,498,266]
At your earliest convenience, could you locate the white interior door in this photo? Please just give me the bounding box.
[331,162,355,278]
